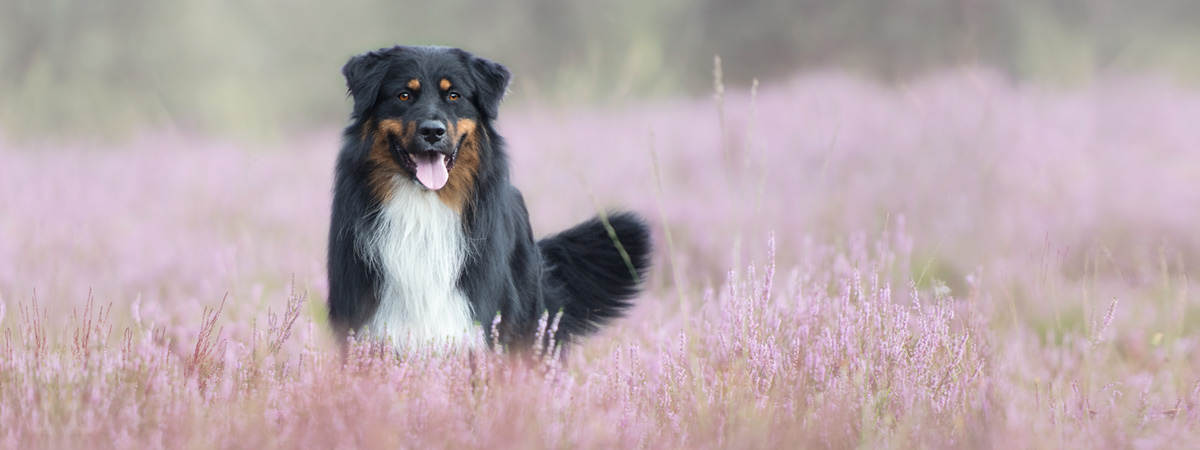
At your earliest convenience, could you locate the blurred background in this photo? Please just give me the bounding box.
[2,0,1199,342]
[3,0,1199,141]
[3,1,1200,443]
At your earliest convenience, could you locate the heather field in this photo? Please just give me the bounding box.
[2,70,1199,448]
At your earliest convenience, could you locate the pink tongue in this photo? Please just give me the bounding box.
[413,152,449,190]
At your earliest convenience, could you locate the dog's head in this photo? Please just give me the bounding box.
[342,46,510,193]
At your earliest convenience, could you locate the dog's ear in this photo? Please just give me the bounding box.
[342,51,390,120]
[465,55,511,120]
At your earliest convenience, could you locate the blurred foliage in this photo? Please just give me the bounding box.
[2,0,1198,141]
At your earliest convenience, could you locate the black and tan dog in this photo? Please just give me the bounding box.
[326,45,651,350]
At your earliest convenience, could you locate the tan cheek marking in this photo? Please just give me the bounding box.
[359,120,372,142]
[407,79,421,90]
[437,118,480,212]
[439,79,451,91]
[403,121,416,148]
[454,118,477,140]
[376,118,416,148]
[367,119,417,203]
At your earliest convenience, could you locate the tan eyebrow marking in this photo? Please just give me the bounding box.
[439,79,451,91]
[407,79,421,90]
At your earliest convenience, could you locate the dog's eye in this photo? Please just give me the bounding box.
[448,92,460,101]
[398,92,411,101]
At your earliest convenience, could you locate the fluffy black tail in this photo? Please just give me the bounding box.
[538,212,652,340]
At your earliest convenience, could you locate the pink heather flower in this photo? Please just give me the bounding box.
[1,70,1196,448]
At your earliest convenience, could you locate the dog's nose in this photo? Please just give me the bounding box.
[418,120,446,143]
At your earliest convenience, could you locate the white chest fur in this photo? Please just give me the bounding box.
[359,177,479,349]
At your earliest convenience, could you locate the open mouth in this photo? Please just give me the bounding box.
[395,147,458,191]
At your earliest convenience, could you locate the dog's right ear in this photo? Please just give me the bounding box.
[342,52,390,120]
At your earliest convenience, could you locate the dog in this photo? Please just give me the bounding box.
[326,45,651,351]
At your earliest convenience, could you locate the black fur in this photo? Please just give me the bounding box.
[326,45,651,350]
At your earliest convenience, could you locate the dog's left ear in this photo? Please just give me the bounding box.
[464,54,511,120]
[342,51,390,120]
